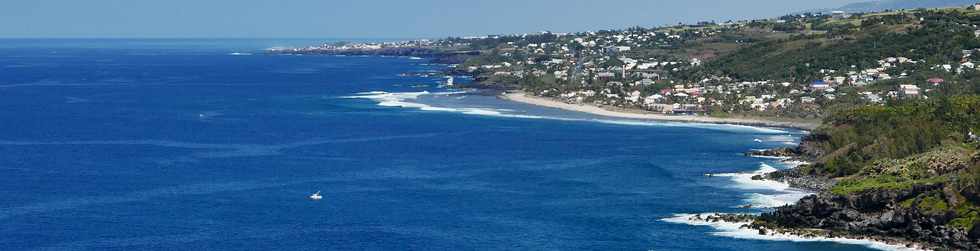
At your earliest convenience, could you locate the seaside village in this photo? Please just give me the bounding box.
[451,23,976,117]
[274,5,980,118]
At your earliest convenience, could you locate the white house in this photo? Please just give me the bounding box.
[627,91,642,103]
[900,84,921,97]
[644,94,664,106]
[606,46,631,53]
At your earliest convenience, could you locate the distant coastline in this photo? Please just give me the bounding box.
[499,91,820,131]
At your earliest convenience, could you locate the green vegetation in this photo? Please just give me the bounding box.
[693,10,980,84]
[918,192,951,215]
[950,204,979,231]
[456,8,980,121]
[896,190,979,231]
[812,95,979,234]
[811,96,980,177]
[831,175,947,195]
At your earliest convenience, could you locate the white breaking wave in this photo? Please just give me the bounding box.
[712,163,812,208]
[748,155,793,160]
[779,160,810,169]
[744,192,810,208]
[344,91,545,119]
[762,134,798,144]
[713,163,789,191]
[345,91,791,134]
[662,214,929,251]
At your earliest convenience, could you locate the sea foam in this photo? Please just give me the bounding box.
[711,163,812,208]
[345,91,545,119]
[713,163,790,191]
[662,214,928,251]
[743,192,809,208]
[664,161,931,250]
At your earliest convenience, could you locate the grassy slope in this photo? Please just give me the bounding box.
[695,9,980,83]
[805,96,980,231]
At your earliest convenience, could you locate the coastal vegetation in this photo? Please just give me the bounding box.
[759,96,980,249]
[809,95,980,177]
[699,9,980,83]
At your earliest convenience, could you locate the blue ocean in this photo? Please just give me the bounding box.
[0,39,882,250]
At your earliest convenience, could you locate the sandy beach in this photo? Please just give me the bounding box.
[499,91,820,131]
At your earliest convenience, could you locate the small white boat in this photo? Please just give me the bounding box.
[445,76,455,87]
[753,138,763,143]
[309,191,323,201]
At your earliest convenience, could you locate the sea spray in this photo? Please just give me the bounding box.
[662,214,929,251]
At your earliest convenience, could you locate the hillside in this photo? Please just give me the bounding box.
[677,8,980,118]
[758,96,980,250]
[467,8,980,119]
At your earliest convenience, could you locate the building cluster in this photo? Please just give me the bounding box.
[275,5,980,117]
[453,14,980,116]
[454,26,742,114]
[267,40,440,53]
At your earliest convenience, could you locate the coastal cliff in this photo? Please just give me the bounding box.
[760,183,979,250]
[744,97,980,250]
[756,149,980,250]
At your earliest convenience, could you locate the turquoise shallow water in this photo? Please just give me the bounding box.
[0,39,881,250]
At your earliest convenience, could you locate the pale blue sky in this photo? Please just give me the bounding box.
[2,0,862,38]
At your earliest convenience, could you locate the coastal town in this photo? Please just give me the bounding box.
[271,4,980,122]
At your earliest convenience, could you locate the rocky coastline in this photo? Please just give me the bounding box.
[759,184,979,250]
[738,139,980,250]
[674,213,934,250]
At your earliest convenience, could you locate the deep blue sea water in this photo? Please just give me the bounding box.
[0,39,883,250]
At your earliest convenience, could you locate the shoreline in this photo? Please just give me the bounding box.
[663,213,931,251]
[498,91,820,131]
[674,159,931,251]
